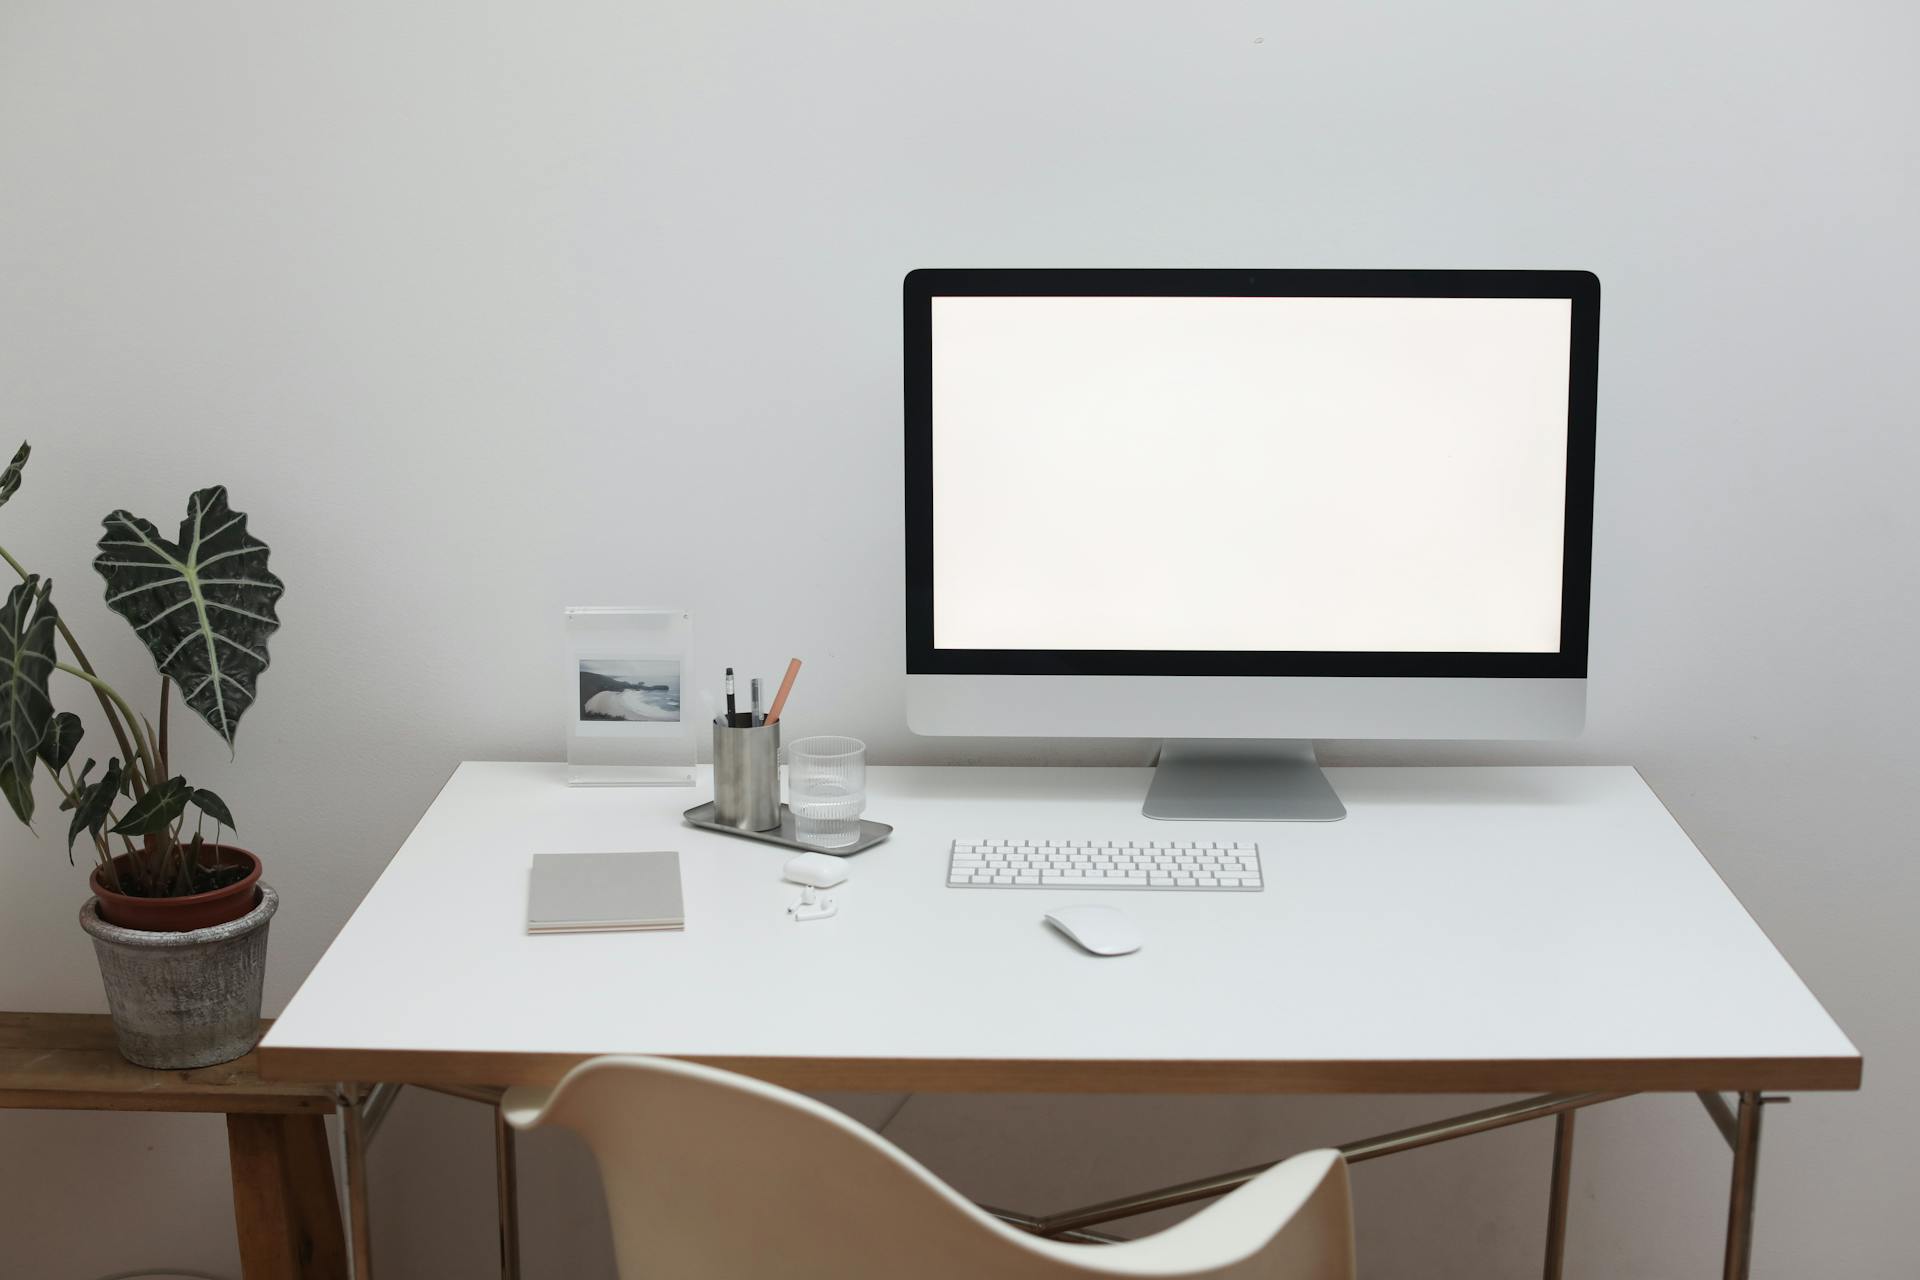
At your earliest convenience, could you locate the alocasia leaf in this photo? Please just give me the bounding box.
[110,774,191,837]
[0,443,26,509]
[0,576,58,825]
[94,486,282,747]
[38,710,82,773]
[190,787,236,831]
[60,757,94,812]
[67,757,125,858]
[108,771,191,840]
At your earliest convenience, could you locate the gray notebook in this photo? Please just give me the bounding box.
[527,851,684,934]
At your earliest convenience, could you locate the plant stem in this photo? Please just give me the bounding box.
[157,676,170,779]
[0,541,144,794]
[52,662,159,784]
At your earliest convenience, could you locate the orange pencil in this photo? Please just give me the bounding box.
[763,659,802,726]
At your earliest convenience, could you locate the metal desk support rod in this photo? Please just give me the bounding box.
[335,1081,518,1280]
[1721,1092,1788,1280]
[337,1083,377,1280]
[359,1082,401,1145]
[1697,1091,1740,1150]
[494,1105,521,1280]
[1543,1111,1576,1280]
[1037,1091,1629,1238]
[983,1206,1124,1246]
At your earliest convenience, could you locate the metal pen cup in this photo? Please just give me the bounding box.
[712,718,781,831]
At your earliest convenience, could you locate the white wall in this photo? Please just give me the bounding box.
[1,2,1913,1276]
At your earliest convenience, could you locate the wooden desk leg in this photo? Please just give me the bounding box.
[227,1113,350,1280]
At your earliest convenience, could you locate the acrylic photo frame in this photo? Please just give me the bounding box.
[566,607,697,786]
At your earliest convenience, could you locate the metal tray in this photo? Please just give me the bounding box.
[682,802,893,856]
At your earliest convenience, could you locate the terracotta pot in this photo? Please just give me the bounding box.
[89,845,263,932]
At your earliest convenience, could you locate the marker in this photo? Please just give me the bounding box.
[751,677,763,724]
[725,668,737,724]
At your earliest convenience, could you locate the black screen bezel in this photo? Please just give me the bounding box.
[904,268,1598,679]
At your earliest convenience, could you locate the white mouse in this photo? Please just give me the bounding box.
[1044,905,1143,956]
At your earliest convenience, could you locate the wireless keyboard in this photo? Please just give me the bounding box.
[946,838,1264,891]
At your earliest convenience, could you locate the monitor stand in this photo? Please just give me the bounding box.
[1143,740,1347,822]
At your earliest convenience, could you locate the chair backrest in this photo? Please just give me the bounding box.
[506,1056,1354,1280]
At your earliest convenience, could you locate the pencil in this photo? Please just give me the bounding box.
[763,659,802,726]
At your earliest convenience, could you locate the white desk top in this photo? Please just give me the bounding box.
[260,764,1860,1093]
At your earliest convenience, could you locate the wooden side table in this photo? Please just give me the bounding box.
[1,1012,347,1280]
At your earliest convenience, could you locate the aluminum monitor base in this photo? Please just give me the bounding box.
[1143,740,1347,822]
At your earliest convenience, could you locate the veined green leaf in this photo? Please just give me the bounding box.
[110,774,190,837]
[58,756,93,817]
[67,757,125,859]
[0,443,26,509]
[0,762,29,827]
[0,576,59,825]
[38,710,82,773]
[190,787,236,831]
[94,486,282,748]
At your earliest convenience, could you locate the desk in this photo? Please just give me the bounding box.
[260,763,1860,1278]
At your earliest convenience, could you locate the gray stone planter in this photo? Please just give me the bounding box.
[79,883,277,1070]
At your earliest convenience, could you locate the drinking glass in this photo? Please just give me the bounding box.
[786,735,866,849]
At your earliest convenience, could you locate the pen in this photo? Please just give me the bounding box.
[725,668,737,724]
[751,677,763,724]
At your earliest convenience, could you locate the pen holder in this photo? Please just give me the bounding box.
[711,719,781,832]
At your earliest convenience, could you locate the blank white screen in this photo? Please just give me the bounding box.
[932,295,1571,652]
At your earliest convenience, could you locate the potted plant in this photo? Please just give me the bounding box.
[0,442,285,1069]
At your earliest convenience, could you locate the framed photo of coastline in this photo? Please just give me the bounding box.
[565,607,696,786]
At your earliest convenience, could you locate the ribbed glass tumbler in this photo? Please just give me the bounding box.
[785,735,867,850]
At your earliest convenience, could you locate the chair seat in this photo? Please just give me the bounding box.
[506,1055,1355,1280]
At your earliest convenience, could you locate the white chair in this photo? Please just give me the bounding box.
[503,1056,1354,1280]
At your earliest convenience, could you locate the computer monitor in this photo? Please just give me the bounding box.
[904,268,1598,821]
